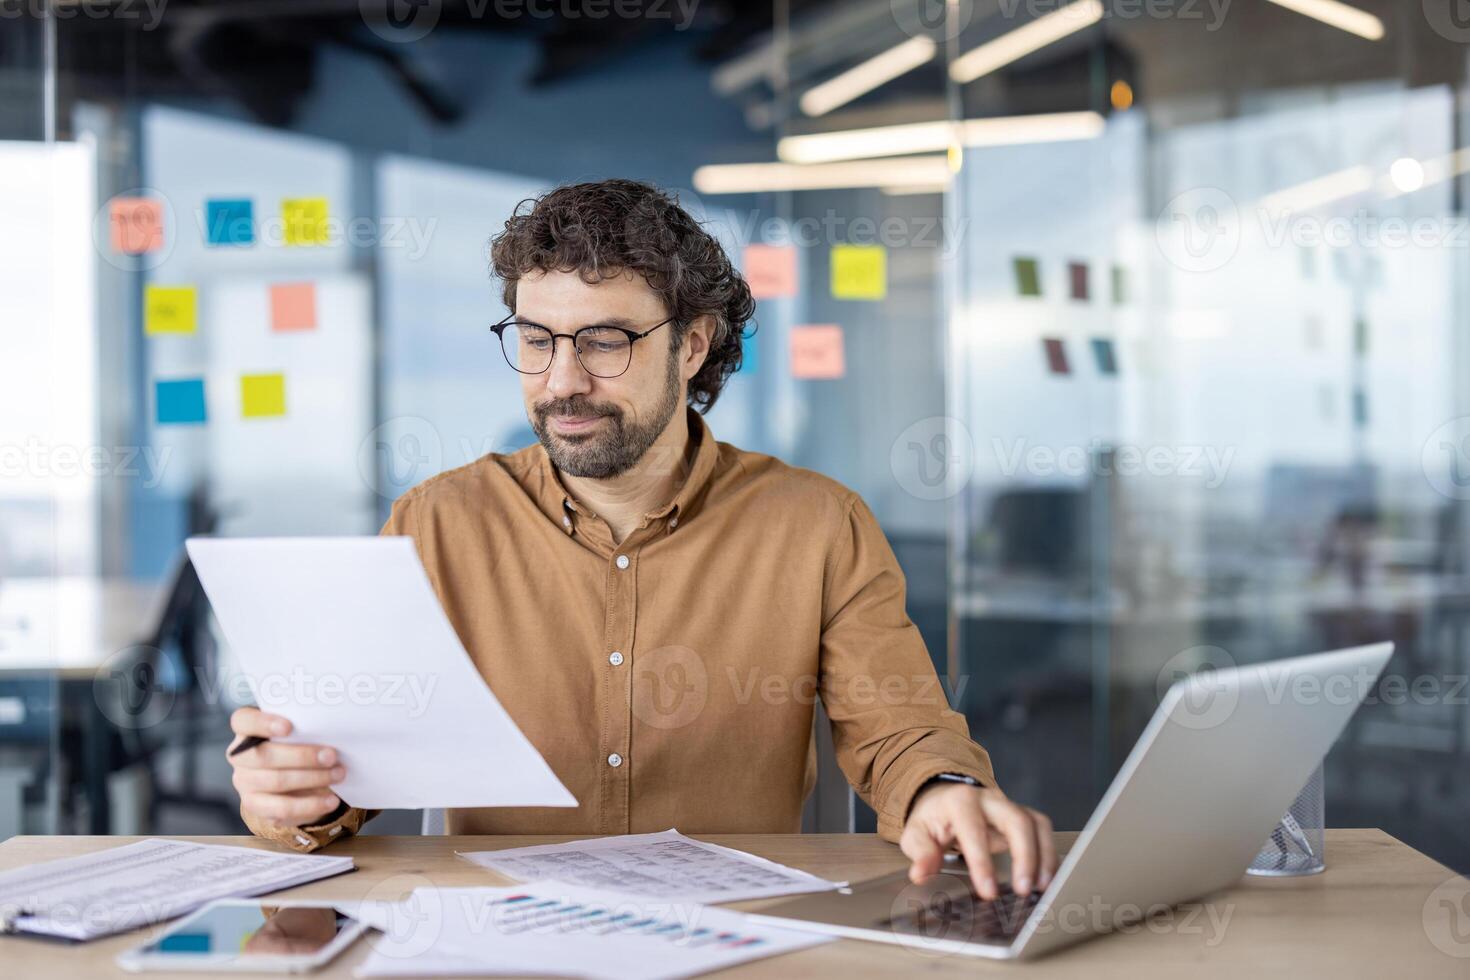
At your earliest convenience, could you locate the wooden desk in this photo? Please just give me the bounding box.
[1,830,1466,977]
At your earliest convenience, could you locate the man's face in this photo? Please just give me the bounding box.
[514,269,685,479]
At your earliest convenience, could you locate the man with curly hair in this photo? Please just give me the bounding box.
[227,179,1058,900]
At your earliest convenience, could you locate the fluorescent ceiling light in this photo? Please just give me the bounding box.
[1264,0,1384,41]
[881,182,950,196]
[692,156,951,194]
[1380,148,1470,198]
[778,111,1105,164]
[800,36,937,117]
[1259,165,1375,211]
[950,0,1104,84]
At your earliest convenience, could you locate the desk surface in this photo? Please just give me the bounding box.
[1,830,1466,978]
[0,576,163,677]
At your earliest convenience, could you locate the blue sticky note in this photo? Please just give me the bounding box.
[156,378,207,425]
[1091,337,1118,375]
[741,328,759,375]
[205,198,254,246]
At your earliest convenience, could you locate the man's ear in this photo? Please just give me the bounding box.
[679,314,715,383]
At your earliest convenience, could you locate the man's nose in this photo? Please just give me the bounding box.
[544,335,593,399]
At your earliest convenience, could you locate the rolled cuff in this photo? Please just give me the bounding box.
[241,803,377,852]
[875,761,994,843]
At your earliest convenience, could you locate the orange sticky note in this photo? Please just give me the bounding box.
[241,373,287,418]
[270,282,317,331]
[744,244,797,299]
[110,197,163,254]
[790,324,845,379]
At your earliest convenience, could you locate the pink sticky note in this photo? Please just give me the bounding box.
[110,197,164,254]
[270,282,317,332]
[744,244,798,300]
[790,324,845,379]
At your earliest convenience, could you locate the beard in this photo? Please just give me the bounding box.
[530,351,682,480]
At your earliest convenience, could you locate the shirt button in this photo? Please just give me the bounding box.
[607,753,623,768]
[669,517,679,529]
[609,651,624,666]
[615,554,630,569]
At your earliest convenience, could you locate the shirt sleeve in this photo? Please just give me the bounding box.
[240,803,379,853]
[818,493,997,842]
[237,500,419,851]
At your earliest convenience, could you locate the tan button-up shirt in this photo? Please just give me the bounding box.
[244,408,995,851]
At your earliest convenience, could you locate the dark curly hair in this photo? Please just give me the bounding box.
[489,179,756,413]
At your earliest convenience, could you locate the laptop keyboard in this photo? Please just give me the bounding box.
[880,885,1041,944]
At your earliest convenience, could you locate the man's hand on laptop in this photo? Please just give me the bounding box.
[227,707,347,826]
[901,781,1058,901]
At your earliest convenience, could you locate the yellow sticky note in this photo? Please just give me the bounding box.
[282,197,329,246]
[241,373,287,418]
[830,244,886,300]
[144,285,197,335]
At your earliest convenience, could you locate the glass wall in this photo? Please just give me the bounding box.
[941,3,1470,871]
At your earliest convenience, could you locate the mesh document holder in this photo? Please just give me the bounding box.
[1247,763,1326,876]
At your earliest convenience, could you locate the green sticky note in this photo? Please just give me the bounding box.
[1014,257,1041,297]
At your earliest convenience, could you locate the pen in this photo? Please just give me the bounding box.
[229,735,268,758]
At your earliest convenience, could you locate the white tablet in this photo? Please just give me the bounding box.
[116,899,368,973]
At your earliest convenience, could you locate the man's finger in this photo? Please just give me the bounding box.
[1030,807,1059,887]
[233,766,347,795]
[231,742,339,771]
[953,813,997,900]
[230,707,292,739]
[241,790,340,826]
[989,800,1040,895]
[900,821,947,884]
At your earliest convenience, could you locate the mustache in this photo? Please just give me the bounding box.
[534,397,621,421]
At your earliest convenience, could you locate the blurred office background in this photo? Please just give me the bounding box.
[1,1,1466,872]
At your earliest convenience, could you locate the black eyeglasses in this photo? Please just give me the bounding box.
[490,314,675,379]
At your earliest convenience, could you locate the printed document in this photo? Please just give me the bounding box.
[186,536,575,810]
[352,881,831,980]
[0,838,353,941]
[459,829,842,904]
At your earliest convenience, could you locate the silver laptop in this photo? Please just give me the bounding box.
[750,642,1394,960]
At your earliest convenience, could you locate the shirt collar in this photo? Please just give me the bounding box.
[531,406,719,532]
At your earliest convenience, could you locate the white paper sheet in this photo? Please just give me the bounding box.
[0,839,354,941]
[351,882,832,980]
[458,829,842,904]
[186,536,575,810]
